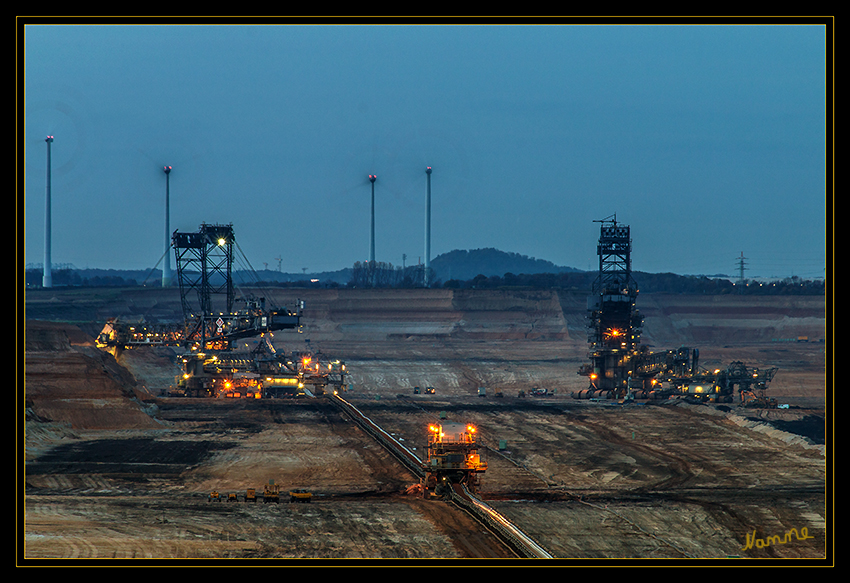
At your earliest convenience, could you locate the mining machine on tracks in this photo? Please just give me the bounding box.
[97,223,301,352]
[97,222,346,398]
[327,394,552,557]
[423,421,488,498]
[574,215,777,406]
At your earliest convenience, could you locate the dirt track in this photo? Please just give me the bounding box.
[22,288,830,564]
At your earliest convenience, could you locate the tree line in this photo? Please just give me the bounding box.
[347,261,432,288]
[25,265,825,295]
[442,271,825,295]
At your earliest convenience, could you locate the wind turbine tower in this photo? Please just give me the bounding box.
[43,136,54,288]
[424,166,432,287]
[369,174,377,264]
[163,166,173,287]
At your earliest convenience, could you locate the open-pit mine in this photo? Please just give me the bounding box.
[22,282,829,565]
[21,213,829,565]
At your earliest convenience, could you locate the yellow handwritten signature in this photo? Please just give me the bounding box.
[742,527,814,551]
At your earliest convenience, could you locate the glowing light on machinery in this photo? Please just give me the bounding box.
[95,224,352,400]
[574,216,778,405]
[423,421,487,497]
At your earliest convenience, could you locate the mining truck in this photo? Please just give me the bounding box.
[289,488,312,503]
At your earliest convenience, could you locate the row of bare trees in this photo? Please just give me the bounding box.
[347,261,437,288]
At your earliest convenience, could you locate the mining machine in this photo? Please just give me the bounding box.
[289,489,312,503]
[97,223,301,352]
[98,223,347,398]
[578,215,676,399]
[423,422,488,498]
[574,216,777,405]
[679,361,778,405]
[170,224,346,397]
[173,334,347,398]
[263,480,281,503]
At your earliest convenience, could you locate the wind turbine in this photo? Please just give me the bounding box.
[368,174,377,264]
[162,165,173,287]
[43,136,54,288]
[424,166,432,287]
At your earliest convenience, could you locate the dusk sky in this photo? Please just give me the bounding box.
[22,21,829,280]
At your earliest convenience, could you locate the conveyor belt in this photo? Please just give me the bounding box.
[328,394,553,559]
[449,483,553,558]
[328,393,426,478]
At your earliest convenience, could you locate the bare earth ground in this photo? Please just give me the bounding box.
[21,288,831,566]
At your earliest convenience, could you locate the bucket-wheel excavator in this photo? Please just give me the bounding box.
[97,223,346,398]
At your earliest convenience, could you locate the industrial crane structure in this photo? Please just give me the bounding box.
[582,215,649,394]
[575,215,777,406]
[97,222,346,398]
[98,223,301,352]
[171,223,301,351]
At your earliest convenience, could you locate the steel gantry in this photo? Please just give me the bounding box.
[575,215,778,406]
[172,223,236,348]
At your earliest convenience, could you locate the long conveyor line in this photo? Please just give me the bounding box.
[327,393,553,559]
[448,483,554,559]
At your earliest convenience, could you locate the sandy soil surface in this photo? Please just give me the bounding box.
[21,288,830,565]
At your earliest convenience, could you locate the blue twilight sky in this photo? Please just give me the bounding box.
[22,22,829,279]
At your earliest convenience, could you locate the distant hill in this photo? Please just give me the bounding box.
[430,248,581,283]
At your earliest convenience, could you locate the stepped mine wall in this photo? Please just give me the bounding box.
[637,293,826,346]
[24,287,825,346]
[23,289,827,435]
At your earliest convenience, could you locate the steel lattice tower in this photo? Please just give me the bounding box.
[585,215,644,394]
[172,223,235,347]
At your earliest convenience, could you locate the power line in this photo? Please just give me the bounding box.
[736,252,747,285]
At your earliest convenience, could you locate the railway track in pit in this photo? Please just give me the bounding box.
[326,393,554,559]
